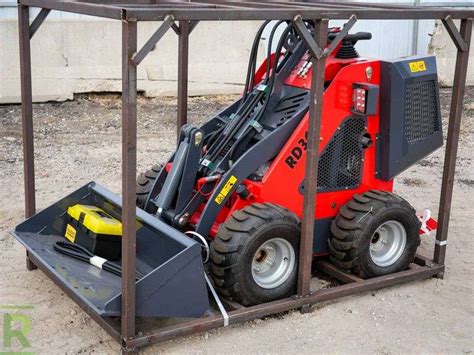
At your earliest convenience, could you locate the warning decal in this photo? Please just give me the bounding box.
[409,60,427,73]
[215,175,237,205]
[65,224,76,242]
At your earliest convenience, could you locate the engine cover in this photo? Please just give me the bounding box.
[378,55,442,180]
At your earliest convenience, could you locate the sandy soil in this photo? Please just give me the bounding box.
[0,88,473,354]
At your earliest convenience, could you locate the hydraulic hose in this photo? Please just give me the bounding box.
[53,241,144,281]
[203,22,299,169]
[265,20,286,80]
[205,22,289,163]
[205,89,264,163]
[243,20,270,101]
[227,23,295,160]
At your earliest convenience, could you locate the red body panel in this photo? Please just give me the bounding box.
[192,54,394,239]
[255,58,393,220]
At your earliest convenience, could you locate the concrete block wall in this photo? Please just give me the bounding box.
[0,17,472,104]
[0,20,261,103]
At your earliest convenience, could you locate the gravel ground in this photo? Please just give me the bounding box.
[0,88,473,354]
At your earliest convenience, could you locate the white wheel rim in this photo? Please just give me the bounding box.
[369,220,407,267]
[251,238,295,289]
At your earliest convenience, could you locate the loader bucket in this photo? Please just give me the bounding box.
[11,182,210,318]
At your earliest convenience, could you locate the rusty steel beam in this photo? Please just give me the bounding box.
[184,1,259,10]
[29,8,51,39]
[293,15,325,59]
[189,20,199,34]
[177,20,190,141]
[25,252,37,270]
[441,16,469,52]
[314,260,363,284]
[132,15,175,65]
[199,0,306,9]
[171,22,181,35]
[324,14,357,56]
[127,264,443,349]
[299,0,419,10]
[17,0,474,21]
[297,18,328,304]
[121,7,474,21]
[18,5,38,272]
[20,0,124,19]
[434,19,472,270]
[219,298,246,311]
[18,4,36,219]
[414,253,434,267]
[121,19,138,353]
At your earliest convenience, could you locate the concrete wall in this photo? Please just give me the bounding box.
[0,20,261,103]
[0,17,472,104]
[429,20,474,86]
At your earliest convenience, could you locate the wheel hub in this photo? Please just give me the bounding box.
[369,220,407,267]
[251,238,295,289]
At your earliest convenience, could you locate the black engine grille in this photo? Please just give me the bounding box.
[317,116,366,192]
[404,80,440,143]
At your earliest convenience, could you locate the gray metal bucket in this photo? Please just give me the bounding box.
[11,182,210,318]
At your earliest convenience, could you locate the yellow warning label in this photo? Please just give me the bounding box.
[65,224,76,242]
[215,175,237,205]
[409,60,427,73]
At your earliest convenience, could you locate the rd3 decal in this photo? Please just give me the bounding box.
[285,131,308,169]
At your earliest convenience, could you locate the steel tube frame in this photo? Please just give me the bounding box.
[18,4,38,271]
[126,260,444,349]
[17,0,474,21]
[15,1,472,353]
[177,20,190,140]
[132,15,175,66]
[298,18,328,302]
[18,4,35,220]
[434,18,472,269]
[29,8,51,39]
[121,20,138,352]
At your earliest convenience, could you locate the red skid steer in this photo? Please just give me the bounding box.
[135,22,441,305]
[13,20,441,317]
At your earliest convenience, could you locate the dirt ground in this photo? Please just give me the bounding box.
[0,88,473,354]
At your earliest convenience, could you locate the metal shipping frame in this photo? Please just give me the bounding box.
[16,1,472,353]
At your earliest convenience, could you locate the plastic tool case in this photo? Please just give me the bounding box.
[64,204,123,260]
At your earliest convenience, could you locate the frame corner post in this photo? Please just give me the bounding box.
[19,3,38,271]
[121,19,138,346]
[177,20,190,141]
[297,18,329,302]
[434,18,472,268]
[18,3,36,219]
[26,251,37,270]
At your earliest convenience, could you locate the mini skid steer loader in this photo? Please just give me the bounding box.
[135,21,442,305]
[13,20,442,316]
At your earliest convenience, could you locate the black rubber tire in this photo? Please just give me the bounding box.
[210,203,300,306]
[136,164,162,211]
[329,190,421,278]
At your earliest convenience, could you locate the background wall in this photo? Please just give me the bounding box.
[0,1,473,104]
[0,16,261,103]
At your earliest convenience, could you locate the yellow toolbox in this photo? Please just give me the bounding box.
[64,204,122,260]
